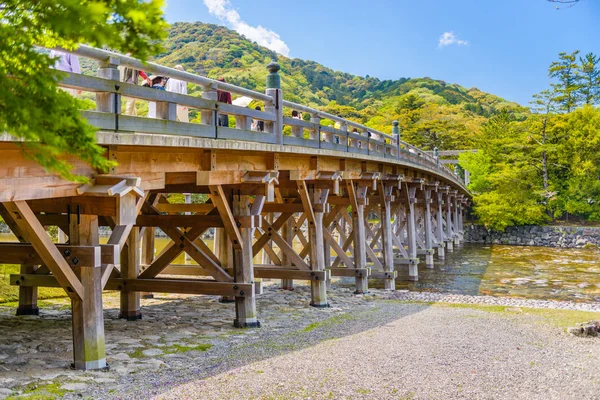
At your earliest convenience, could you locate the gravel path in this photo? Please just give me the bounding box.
[150,303,600,400]
[2,284,600,399]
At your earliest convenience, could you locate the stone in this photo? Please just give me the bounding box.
[61,382,88,391]
[0,388,12,399]
[109,353,132,361]
[142,348,164,357]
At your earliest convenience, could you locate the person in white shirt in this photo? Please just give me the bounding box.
[165,65,189,122]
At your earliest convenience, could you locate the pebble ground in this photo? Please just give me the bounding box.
[0,281,599,399]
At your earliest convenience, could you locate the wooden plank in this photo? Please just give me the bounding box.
[11,274,252,297]
[2,201,83,300]
[136,214,224,227]
[296,181,316,226]
[328,268,370,277]
[155,203,215,213]
[208,185,243,250]
[369,270,398,279]
[0,243,101,267]
[253,268,327,281]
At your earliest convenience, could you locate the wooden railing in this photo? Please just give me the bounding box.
[43,45,465,188]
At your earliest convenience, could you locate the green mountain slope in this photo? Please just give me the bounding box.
[152,22,525,150]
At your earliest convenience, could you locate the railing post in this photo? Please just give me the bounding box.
[156,102,177,121]
[96,56,121,114]
[392,121,400,159]
[201,82,218,126]
[339,122,348,146]
[310,114,321,141]
[265,61,283,145]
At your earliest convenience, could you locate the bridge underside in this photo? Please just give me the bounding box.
[0,135,468,370]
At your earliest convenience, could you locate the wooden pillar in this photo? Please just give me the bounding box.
[406,185,418,281]
[310,203,328,306]
[140,227,155,299]
[424,188,434,268]
[436,192,445,260]
[453,196,460,247]
[280,217,294,290]
[379,183,395,290]
[446,194,454,253]
[16,264,39,315]
[70,214,106,370]
[120,227,141,320]
[233,194,259,327]
[308,187,329,306]
[350,182,368,294]
[215,227,235,303]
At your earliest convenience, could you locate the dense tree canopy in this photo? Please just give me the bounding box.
[1,0,167,181]
[460,51,600,230]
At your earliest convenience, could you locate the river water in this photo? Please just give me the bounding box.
[395,244,600,303]
[1,233,598,303]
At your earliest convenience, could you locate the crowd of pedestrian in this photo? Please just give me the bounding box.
[50,50,386,147]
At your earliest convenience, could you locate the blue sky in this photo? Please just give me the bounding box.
[165,0,600,105]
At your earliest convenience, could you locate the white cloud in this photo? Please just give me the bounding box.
[203,0,290,57]
[438,31,468,47]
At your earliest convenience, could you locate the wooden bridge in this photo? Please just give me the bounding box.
[0,46,470,370]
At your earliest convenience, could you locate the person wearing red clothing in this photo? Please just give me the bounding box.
[217,77,232,127]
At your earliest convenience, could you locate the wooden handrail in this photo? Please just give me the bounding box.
[41,44,468,190]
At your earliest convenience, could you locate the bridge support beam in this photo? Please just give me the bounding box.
[435,191,446,260]
[280,217,295,291]
[379,182,396,290]
[423,186,435,268]
[406,184,419,281]
[232,194,260,328]
[348,181,369,294]
[120,227,141,320]
[215,228,235,303]
[297,181,329,307]
[70,214,107,370]
[445,192,454,253]
[141,227,155,299]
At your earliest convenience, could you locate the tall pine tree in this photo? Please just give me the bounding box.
[549,51,582,112]
[579,52,599,105]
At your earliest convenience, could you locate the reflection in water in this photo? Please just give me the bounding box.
[1,233,598,303]
[395,244,600,303]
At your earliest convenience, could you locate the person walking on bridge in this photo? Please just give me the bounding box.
[165,65,189,122]
[119,55,152,116]
[49,50,81,95]
[217,77,232,127]
[147,75,166,118]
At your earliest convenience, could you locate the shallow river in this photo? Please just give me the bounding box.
[394,244,600,303]
[1,233,598,303]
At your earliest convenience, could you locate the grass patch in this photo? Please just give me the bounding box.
[7,382,69,399]
[303,312,354,332]
[0,264,67,304]
[129,343,212,358]
[430,302,600,329]
[163,343,212,354]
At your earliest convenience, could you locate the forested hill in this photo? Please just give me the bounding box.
[152,22,524,150]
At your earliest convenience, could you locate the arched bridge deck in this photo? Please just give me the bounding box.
[0,46,470,370]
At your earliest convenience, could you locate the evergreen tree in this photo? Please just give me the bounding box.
[579,52,599,105]
[549,51,582,113]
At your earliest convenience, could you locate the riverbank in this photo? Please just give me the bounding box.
[464,224,600,248]
[0,283,599,399]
